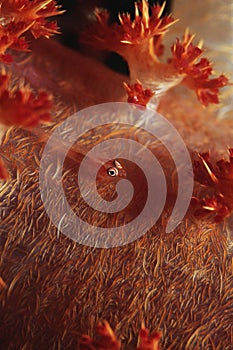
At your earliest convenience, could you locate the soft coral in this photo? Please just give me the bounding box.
[0,70,52,179]
[0,0,64,62]
[82,0,228,106]
[170,31,228,105]
[193,149,233,222]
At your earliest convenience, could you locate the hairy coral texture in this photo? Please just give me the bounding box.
[0,1,233,350]
[82,0,228,105]
[0,37,232,349]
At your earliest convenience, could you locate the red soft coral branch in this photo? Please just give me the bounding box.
[171,33,203,72]
[0,21,31,62]
[80,321,120,350]
[123,81,154,107]
[137,327,161,350]
[193,149,233,222]
[82,1,228,106]
[82,0,176,51]
[118,1,175,45]
[171,32,228,106]
[79,322,161,350]
[0,71,53,179]
[0,0,64,62]
[0,71,52,127]
[193,195,230,223]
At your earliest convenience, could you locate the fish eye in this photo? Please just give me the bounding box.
[107,167,119,177]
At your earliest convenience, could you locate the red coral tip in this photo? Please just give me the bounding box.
[124,81,154,107]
